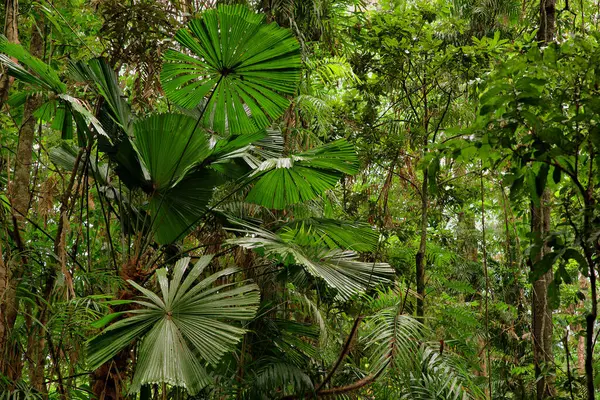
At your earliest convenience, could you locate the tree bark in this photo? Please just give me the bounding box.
[537,0,556,43]
[531,3,557,397]
[531,191,555,399]
[1,15,45,387]
[583,183,597,400]
[415,167,427,319]
[0,0,19,109]
[0,0,20,378]
[577,273,587,375]
[415,84,430,320]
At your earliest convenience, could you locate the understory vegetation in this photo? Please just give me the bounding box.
[2,0,600,399]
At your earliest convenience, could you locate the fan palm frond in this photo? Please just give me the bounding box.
[254,362,315,397]
[160,4,301,135]
[278,218,379,252]
[87,255,260,394]
[227,221,393,300]
[245,139,359,209]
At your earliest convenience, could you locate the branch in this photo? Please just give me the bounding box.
[315,316,363,392]
[316,370,384,396]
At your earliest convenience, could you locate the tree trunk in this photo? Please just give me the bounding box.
[415,167,427,319]
[537,0,556,43]
[0,0,19,109]
[0,0,20,377]
[531,191,555,399]
[416,84,430,320]
[531,3,556,397]
[577,272,587,375]
[1,15,45,388]
[583,184,597,400]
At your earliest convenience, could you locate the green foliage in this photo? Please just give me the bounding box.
[228,221,394,300]
[87,255,260,394]
[5,0,600,399]
[245,139,359,209]
[161,4,301,135]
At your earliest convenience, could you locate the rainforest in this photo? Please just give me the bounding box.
[1,0,600,399]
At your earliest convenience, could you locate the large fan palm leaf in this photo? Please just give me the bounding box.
[160,5,301,135]
[87,255,260,394]
[228,221,393,300]
[245,138,359,209]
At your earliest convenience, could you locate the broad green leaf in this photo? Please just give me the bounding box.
[0,36,65,93]
[133,113,211,190]
[160,4,301,135]
[149,168,224,244]
[245,139,359,209]
[87,256,260,395]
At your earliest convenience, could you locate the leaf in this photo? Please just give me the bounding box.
[87,256,260,395]
[69,58,132,132]
[90,312,126,329]
[228,221,393,301]
[552,166,561,184]
[278,219,380,252]
[548,281,560,310]
[530,251,558,282]
[160,5,301,135]
[149,168,225,244]
[254,363,315,397]
[310,250,395,301]
[479,83,510,107]
[563,248,589,276]
[49,142,80,172]
[58,94,109,140]
[245,139,359,209]
[365,297,423,374]
[525,168,540,207]
[0,36,65,93]
[133,113,211,190]
[535,163,549,198]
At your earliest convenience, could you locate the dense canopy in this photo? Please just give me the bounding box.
[1,0,600,399]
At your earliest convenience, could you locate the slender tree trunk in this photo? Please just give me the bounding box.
[1,8,46,385]
[585,261,597,400]
[583,180,597,400]
[415,84,429,319]
[531,191,555,399]
[537,0,556,43]
[577,272,587,375]
[458,207,489,397]
[0,0,19,376]
[531,3,557,397]
[16,18,47,394]
[0,0,19,109]
[415,165,427,319]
